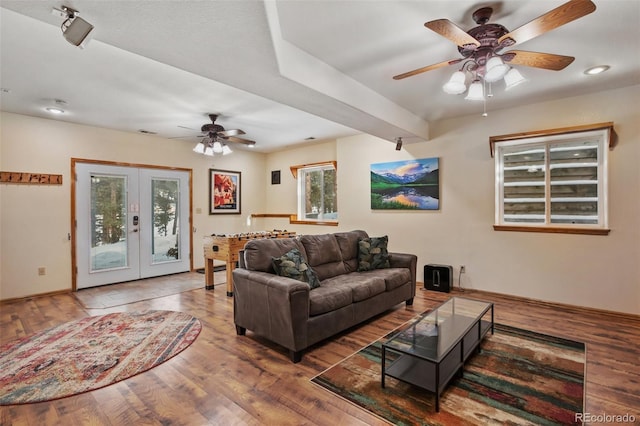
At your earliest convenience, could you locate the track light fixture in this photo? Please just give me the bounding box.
[55,6,94,48]
[395,137,403,151]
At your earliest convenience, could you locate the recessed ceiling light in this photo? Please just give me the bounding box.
[584,65,610,75]
[46,99,67,114]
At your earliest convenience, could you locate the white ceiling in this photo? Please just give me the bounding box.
[1,1,639,153]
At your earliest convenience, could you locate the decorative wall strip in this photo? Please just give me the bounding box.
[0,171,63,185]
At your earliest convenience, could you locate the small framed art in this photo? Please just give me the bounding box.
[271,170,281,185]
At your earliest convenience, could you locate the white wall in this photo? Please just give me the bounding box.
[333,86,639,315]
[255,140,339,234]
[0,112,265,299]
[2,85,639,314]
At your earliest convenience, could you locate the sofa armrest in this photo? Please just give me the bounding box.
[233,268,311,353]
[389,252,418,295]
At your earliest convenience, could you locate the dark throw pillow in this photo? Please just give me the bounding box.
[357,236,391,271]
[272,248,321,289]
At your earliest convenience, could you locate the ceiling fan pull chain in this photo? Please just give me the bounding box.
[482,80,488,117]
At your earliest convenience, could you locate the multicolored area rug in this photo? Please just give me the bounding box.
[312,323,585,425]
[0,310,201,405]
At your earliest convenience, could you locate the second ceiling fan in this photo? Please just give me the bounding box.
[192,114,255,156]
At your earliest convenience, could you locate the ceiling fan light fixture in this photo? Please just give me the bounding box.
[222,144,233,155]
[193,142,205,154]
[504,68,528,90]
[442,71,467,94]
[212,141,223,153]
[484,57,510,83]
[204,146,215,156]
[465,80,485,101]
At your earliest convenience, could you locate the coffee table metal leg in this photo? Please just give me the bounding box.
[491,303,495,334]
[381,345,386,388]
[435,366,440,412]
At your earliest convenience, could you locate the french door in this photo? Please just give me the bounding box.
[74,162,191,289]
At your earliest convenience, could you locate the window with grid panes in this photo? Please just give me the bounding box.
[492,124,612,235]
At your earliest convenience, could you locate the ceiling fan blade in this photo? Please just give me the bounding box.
[424,19,480,48]
[226,136,255,146]
[498,0,596,47]
[393,58,463,80]
[218,129,246,137]
[169,134,201,139]
[504,50,575,70]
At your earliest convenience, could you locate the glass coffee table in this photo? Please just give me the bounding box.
[381,297,494,412]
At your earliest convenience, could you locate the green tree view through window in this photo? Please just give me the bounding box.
[299,164,337,222]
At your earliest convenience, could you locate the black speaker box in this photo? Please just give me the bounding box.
[424,264,452,293]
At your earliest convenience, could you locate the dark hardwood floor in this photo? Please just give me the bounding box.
[1,272,639,425]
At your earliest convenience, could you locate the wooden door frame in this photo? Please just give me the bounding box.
[70,158,194,291]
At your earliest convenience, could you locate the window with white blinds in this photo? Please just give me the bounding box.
[492,124,613,235]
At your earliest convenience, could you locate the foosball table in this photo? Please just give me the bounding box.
[203,230,297,296]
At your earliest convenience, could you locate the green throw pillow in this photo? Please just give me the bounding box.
[272,248,321,289]
[357,236,391,271]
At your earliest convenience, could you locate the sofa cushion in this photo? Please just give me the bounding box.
[357,236,391,271]
[300,234,347,280]
[334,230,368,272]
[367,268,411,291]
[243,238,306,273]
[272,248,321,289]
[309,285,352,316]
[321,273,386,302]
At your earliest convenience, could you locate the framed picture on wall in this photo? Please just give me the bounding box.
[370,157,439,210]
[209,169,241,214]
[271,170,281,185]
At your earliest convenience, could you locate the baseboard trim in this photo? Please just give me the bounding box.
[1,289,72,305]
[450,286,639,321]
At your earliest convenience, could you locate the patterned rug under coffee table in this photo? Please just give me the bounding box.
[312,322,585,425]
[0,310,201,405]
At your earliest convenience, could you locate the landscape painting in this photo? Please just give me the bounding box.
[370,157,439,210]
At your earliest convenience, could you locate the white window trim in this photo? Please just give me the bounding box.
[490,123,614,236]
[289,161,338,226]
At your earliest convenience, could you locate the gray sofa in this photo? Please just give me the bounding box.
[233,230,417,362]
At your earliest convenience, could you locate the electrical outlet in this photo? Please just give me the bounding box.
[460,265,466,274]
[38,267,46,276]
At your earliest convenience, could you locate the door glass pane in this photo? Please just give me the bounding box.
[501,145,546,223]
[90,175,127,271]
[151,178,180,263]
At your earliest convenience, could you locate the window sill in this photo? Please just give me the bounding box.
[290,217,339,226]
[493,225,610,235]
[251,213,339,227]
